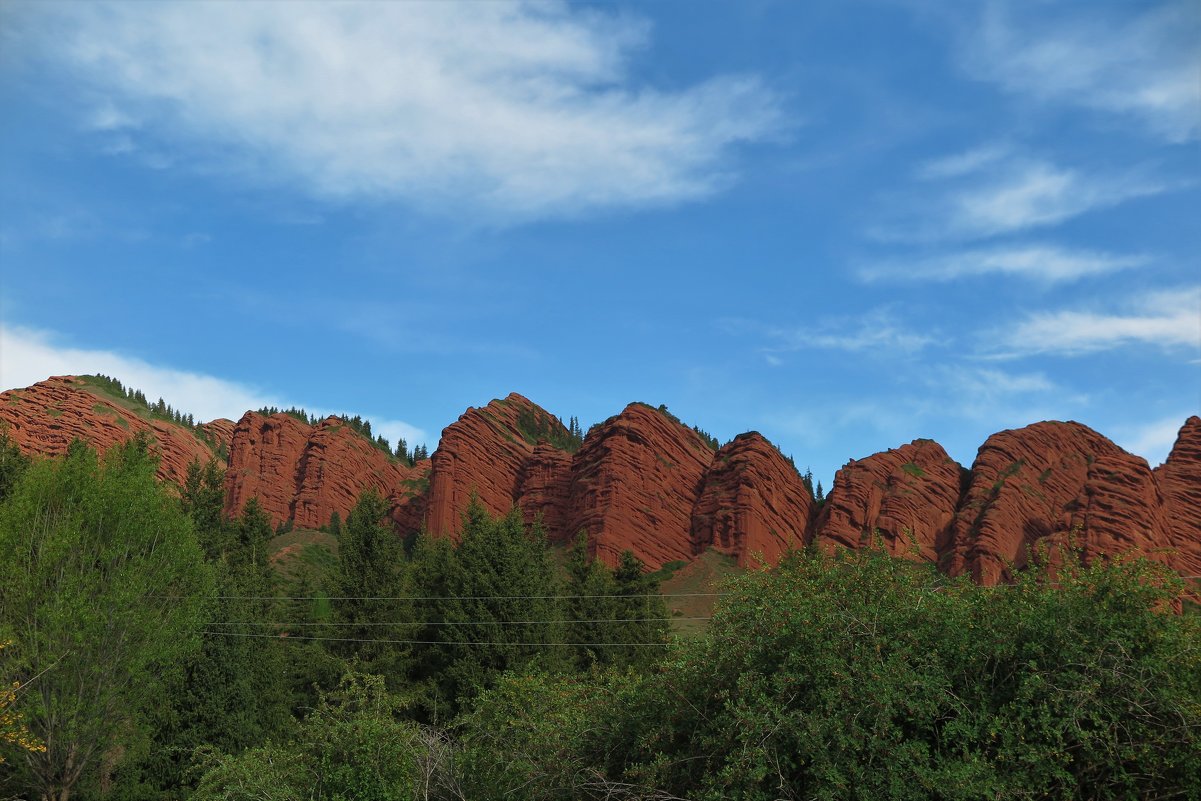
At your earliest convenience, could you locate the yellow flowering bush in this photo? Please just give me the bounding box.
[0,639,46,762]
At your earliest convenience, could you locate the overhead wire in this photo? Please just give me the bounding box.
[202,631,675,647]
[159,591,727,600]
[206,617,707,627]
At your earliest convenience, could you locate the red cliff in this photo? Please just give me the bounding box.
[814,439,963,564]
[223,412,312,523]
[1154,416,1201,577]
[516,444,574,535]
[424,393,573,538]
[945,421,1175,585]
[565,404,713,569]
[0,376,222,484]
[224,411,425,529]
[690,432,812,566]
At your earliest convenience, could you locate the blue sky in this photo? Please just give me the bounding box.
[1,0,1198,485]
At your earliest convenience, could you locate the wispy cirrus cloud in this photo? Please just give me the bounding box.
[993,286,1201,358]
[873,149,1171,243]
[958,1,1200,143]
[10,1,785,223]
[858,244,1149,285]
[762,309,936,356]
[0,325,428,444]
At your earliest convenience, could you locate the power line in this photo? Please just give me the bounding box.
[203,631,674,647]
[158,592,727,601]
[207,617,706,627]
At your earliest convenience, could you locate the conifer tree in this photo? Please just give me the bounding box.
[612,550,669,668]
[331,489,414,690]
[564,533,619,669]
[410,500,564,716]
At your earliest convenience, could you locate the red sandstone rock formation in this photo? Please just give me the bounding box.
[565,404,713,569]
[813,439,963,564]
[516,444,573,534]
[224,412,312,523]
[224,412,425,529]
[290,418,425,529]
[690,432,812,566]
[0,376,221,484]
[1155,416,1201,577]
[6,375,1197,586]
[424,393,572,537]
[197,417,235,453]
[945,421,1176,585]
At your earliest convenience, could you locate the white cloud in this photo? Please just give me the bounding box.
[0,325,427,443]
[998,287,1201,357]
[17,1,783,222]
[915,144,1009,180]
[86,100,138,131]
[859,244,1149,284]
[1115,414,1196,467]
[872,150,1172,243]
[948,160,1166,239]
[766,310,935,354]
[961,1,1201,143]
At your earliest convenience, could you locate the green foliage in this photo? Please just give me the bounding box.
[0,429,30,503]
[0,436,212,800]
[455,667,637,801]
[82,374,202,432]
[515,406,581,452]
[603,549,1201,801]
[180,458,228,556]
[256,405,318,425]
[330,489,415,690]
[410,500,566,717]
[191,672,423,801]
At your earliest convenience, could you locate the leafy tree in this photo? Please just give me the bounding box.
[0,640,46,764]
[0,437,212,801]
[191,671,424,801]
[328,510,342,538]
[605,548,1201,801]
[0,430,30,503]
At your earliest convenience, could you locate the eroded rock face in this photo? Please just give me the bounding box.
[690,432,812,566]
[566,404,714,569]
[814,439,963,564]
[424,393,573,538]
[945,421,1175,585]
[197,418,236,453]
[516,444,573,535]
[291,418,425,530]
[225,412,425,529]
[1155,416,1201,577]
[224,412,312,523]
[0,376,222,484]
[7,375,1197,584]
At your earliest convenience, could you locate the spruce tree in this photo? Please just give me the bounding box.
[613,550,669,668]
[564,533,619,669]
[410,500,564,716]
[331,489,414,691]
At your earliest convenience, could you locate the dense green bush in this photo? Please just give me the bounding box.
[606,549,1201,800]
[191,673,422,801]
[456,548,1200,801]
